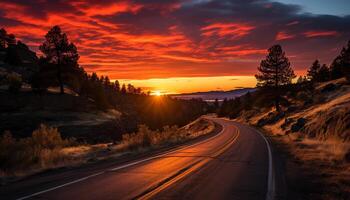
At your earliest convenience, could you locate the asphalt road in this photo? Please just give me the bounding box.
[2,117,275,200]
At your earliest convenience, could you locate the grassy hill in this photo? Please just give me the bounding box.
[239,78,349,141]
[228,78,350,199]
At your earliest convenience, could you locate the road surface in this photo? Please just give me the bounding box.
[2,117,275,200]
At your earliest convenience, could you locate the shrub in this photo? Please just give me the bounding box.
[6,72,22,93]
[119,118,214,151]
[0,124,73,175]
[31,124,68,149]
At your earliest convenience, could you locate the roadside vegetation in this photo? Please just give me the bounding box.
[0,125,75,178]
[217,41,350,199]
[0,118,214,181]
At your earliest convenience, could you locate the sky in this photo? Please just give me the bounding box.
[0,0,349,94]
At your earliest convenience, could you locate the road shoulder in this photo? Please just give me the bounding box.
[0,122,223,200]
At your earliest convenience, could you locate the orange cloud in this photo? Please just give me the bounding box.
[70,1,143,16]
[276,31,295,41]
[304,31,339,38]
[0,0,348,84]
[201,23,254,38]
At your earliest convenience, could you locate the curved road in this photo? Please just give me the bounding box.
[4,117,274,200]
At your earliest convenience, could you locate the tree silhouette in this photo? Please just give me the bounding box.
[39,26,79,94]
[121,84,126,94]
[114,80,120,92]
[308,60,330,82]
[318,64,330,82]
[255,44,295,111]
[0,28,7,49]
[330,41,350,80]
[0,28,15,49]
[307,60,321,81]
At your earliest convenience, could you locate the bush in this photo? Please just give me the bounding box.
[6,73,22,93]
[0,124,73,175]
[31,124,69,149]
[119,120,211,151]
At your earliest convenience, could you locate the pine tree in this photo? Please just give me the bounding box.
[318,64,330,82]
[0,28,15,49]
[330,41,350,80]
[307,60,321,81]
[114,80,120,92]
[0,28,7,49]
[39,25,79,94]
[121,84,126,94]
[255,44,295,111]
[307,60,330,82]
[90,72,99,82]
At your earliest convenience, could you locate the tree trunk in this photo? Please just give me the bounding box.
[57,64,64,94]
[275,64,280,112]
[56,49,64,95]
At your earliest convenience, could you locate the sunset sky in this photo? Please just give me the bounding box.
[1,0,349,94]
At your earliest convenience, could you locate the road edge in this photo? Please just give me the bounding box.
[255,129,276,200]
[13,120,224,200]
[224,119,276,200]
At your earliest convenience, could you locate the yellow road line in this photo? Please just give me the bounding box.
[137,127,240,200]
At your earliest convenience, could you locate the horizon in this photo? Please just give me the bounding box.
[1,0,349,93]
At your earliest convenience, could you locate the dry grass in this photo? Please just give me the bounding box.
[115,118,214,152]
[234,78,350,199]
[0,118,214,180]
[272,134,350,199]
[283,135,349,162]
[0,124,76,178]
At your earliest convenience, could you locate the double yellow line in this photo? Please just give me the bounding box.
[137,127,240,200]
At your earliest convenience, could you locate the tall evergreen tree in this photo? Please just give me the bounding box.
[0,28,7,49]
[330,41,350,80]
[307,60,321,81]
[114,80,120,92]
[307,60,330,82]
[90,72,99,82]
[0,28,15,49]
[255,44,295,111]
[318,64,330,82]
[39,25,79,94]
[121,84,126,94]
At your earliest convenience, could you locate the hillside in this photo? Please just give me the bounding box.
[232,78,350,199]
[238,78,350,141]
[0,89,123,142]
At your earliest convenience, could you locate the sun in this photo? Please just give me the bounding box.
[154,91,161,96]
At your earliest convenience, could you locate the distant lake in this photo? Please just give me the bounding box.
[171,88,256,102]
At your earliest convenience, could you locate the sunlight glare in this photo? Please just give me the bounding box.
[154,91,161,96]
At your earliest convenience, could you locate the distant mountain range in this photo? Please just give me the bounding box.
[171,88,256,102]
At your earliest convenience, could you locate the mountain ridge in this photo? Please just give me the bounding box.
[171,88,256,101]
